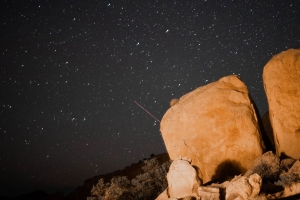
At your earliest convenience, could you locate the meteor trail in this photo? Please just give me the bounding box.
[134,101,161,123]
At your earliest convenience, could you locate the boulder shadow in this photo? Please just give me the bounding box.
[192,165,203,185]
[211,160,246,183]
[201,160,246,200]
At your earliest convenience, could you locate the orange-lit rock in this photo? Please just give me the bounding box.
[170,98,179,107]
[155,157,200,200]
[160,75,265,183]
[167,157,200,198]
[263,49,300,159]
[225,173,262,199]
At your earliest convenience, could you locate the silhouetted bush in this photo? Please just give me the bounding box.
[87,158,171,200]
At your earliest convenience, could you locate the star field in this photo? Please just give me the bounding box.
[1,0,300,197]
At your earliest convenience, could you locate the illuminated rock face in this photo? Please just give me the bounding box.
[160,75,265,183]
[167,158,200,198]
[263,49,300,159]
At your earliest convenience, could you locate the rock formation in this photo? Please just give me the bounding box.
[167,157,200,198]
[263,48,300,159]
[198,186,221,200]
[156,153,300,199]
[225,173,262,200]
[160,75,265,183]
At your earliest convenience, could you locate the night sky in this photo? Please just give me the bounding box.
[1,0,299,197]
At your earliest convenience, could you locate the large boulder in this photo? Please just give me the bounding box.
[263,49,300,159]
[160,75,265,183]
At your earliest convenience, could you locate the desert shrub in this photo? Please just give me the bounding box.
[275,172,300,187]
[132,158,171,199]
[106,176,134,200]
[88,179,107,200]
[87,158,171,200]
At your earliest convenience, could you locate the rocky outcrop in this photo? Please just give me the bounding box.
[156,156,265,200]
[263,48,300,159]
[160,75,265,183]
[156,153,300,199]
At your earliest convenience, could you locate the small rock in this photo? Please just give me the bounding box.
[167,158,200,199]
[225,173,262,200]
[198,186,219,200]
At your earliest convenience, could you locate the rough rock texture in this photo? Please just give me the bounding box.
[287,160,300,175]
[244,151,280,181]
[167,158,200,199]
[198,186,220,200]
[225,173,262,200]
[277,160,300,187]
[156,154,300,199]
[263,48,300,159]
[268,160,300,199]
[160,75,265,183]
[280,182,300,198]
[280,158,296,172]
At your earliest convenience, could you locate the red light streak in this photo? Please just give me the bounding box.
[134,101,161,123]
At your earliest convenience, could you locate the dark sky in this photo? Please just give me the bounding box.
[1,0,299,197]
